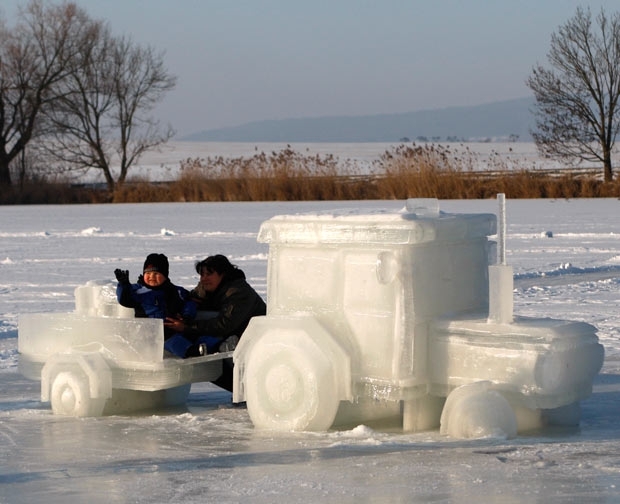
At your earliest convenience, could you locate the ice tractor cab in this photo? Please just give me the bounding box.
[233,197,604,437]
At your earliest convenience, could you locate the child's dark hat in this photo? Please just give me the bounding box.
[143,253,169,278]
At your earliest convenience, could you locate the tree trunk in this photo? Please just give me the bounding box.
[102,167,115,192]
[0,157,12,186]
[603,149,613,182]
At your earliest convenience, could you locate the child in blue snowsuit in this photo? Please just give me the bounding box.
[115,253,196,357]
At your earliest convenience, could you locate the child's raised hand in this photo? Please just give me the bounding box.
[114,269,130,284]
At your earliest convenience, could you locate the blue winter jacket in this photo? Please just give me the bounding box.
[116,277,196,334]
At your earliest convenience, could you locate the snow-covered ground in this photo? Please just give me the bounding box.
[2,198,620,503]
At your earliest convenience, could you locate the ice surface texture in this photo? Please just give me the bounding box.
[234,198,604,437]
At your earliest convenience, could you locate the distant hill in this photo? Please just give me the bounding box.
[181,96,536,143]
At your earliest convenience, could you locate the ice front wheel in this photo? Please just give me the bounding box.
[50,370,106,417]
[244,339,339,431]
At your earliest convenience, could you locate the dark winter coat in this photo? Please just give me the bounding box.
[116,276,196,336]
[185,269,266,341]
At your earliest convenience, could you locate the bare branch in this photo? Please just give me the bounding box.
[40,30,176,190]
[0,0,176,190]
[527,6,620,181]
[0,0,94,186]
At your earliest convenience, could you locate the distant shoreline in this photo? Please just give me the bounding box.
[179,97,535,143]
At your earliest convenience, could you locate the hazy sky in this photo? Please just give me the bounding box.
[2,1,619,137]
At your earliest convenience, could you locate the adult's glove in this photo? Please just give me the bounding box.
[114,269,130,284]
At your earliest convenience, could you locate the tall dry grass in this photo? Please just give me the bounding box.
[164,146,367,202]
[6,143,620,204]
[370,143,620,199]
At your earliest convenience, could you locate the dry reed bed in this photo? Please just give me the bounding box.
[4,144,620,204]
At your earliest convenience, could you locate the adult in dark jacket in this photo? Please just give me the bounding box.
[164,254,266,391]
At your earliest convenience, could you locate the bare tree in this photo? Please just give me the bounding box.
[527,7,620,182]
[0,1,97,187]
[41,29,176,191]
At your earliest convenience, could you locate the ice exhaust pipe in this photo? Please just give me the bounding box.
[488,193,514,324]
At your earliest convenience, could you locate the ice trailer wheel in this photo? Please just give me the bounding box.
[50,371,106,417]
[244,341,339,431]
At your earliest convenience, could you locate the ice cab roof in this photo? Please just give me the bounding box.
[257,198,497,246]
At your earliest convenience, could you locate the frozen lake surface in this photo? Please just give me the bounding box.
[1,198,620,502]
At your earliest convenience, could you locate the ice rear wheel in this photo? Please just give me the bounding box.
[440,381,517,439]
[244,339,339,431]
[50,371,106,417]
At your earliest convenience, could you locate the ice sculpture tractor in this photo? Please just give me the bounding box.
[18,281,231,417]
[233,197,604,437]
